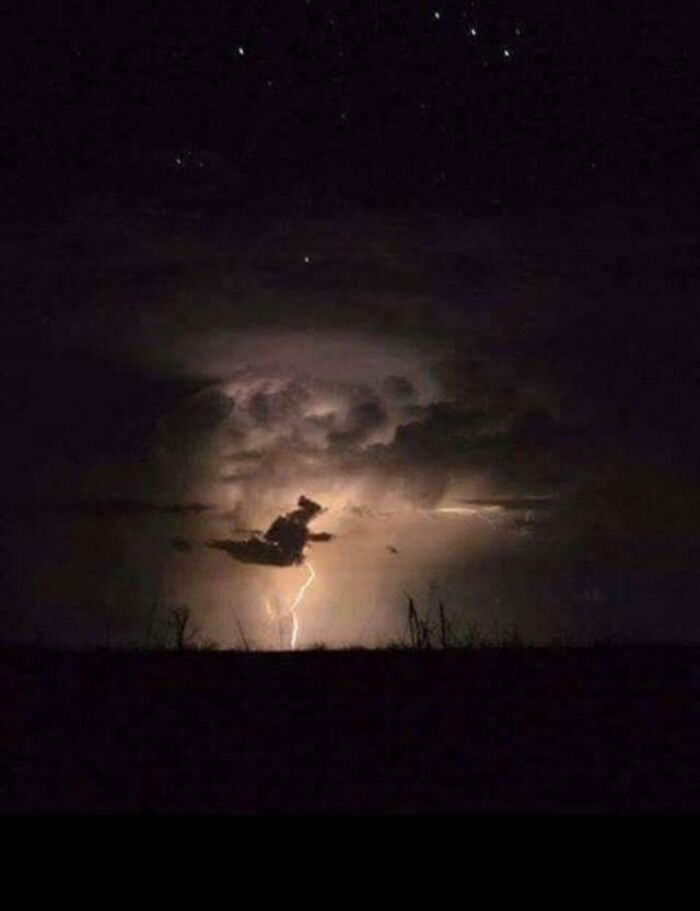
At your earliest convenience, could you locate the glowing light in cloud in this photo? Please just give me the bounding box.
[434,504,504,529]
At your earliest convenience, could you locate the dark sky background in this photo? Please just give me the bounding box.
[2,1,699,646]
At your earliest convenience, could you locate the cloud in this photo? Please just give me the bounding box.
[154,365,426,510]
[328,398,389,447]
[154,388,234,457]
[383,375,417,400]
[391,403,492,459]
[150,351,588,521]
[52,205,689,519]
[247,382,311,426]
[170,536,193,552]
[222,449,264,463]
[208,495,332,566]
[456,496,557,511]
[29,499,214,517]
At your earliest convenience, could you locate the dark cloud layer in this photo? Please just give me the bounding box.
[10,500,213,518]
[383,375,417,401]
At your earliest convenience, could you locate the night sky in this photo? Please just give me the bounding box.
[2,2,699,648]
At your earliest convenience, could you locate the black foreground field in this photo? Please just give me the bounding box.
[3,647,700,814]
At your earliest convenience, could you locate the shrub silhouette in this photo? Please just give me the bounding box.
[168,605,200,651]
[404,595,458,648]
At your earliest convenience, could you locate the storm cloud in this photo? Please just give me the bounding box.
[4,202,700,646]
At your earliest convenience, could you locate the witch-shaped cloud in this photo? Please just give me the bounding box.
[207,495,332,567]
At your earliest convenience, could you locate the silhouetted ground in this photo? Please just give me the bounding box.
[3,647,700,814]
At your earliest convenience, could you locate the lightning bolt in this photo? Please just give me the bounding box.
[287,560,315,650]
[262,560,316,650]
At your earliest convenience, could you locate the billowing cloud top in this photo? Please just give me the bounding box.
[152,347,445,521]
[151,326,584,533]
